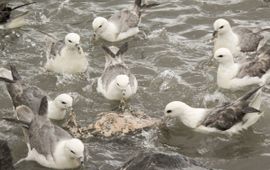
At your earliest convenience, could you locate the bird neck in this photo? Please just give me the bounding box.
[178,106,205,128]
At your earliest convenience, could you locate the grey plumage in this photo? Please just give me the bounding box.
[237,47,270,78]
[109,0,142,32]
[100,43,136,90]
[201,86,262,131]
[4,97,72,157]
[233,27,264,52]
[49,40,65,58]
[0,65,46,113]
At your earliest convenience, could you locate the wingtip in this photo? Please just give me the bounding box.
[9,64,21,81]
[38,96,48,116]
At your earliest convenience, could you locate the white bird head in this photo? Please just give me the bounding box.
[115,75,130,96]
[214,48,234,64]
[213,18,232,35]
[92,17,108,34]
[64,138,85,164]
[54,93,73,111]
[164,101,190,118]
[65,33,81,48]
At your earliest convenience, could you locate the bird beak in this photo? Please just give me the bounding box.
[122,90,126,96]
[79,156,84,166]
[212,30,218,40]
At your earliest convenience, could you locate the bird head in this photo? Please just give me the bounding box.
[64,138,85,165]
[214,48,234,64]
[65,33,81,49]
[164,101,190,118]
[213,18,231,37]
[54,93,73,111]
[92,17,108,35]
[115,75,130,96]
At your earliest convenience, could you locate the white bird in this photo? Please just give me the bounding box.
[164,86,263,134]
[97,42,138,101]
[0,65,73,120]
[214,48,270,90]
[92,0,143,42]
[4,96,84,169]
[45,33,88,74]
[213,18,270,56]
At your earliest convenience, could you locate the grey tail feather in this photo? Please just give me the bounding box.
[9,64,21,81]
[2,117,30,128]
[116,42,128,56]
[239,86,263,102]
[0,77,15,83]
[12,2,36,11]
[38,96,48,116]
[102,45,116,58]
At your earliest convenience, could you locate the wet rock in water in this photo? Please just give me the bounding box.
[119,151,209,170]
[0,139,14,170]
[63,111,161,138]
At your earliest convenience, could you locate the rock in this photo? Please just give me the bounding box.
[63,111,161,138]
[0,139,14,170]
[119,151,210,170]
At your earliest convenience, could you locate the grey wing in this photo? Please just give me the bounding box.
[233,27,263,52]
[109,9,140,33]
[237,53,270,78]
[201,102,248,131]
[29,119,58,156]
[20,86,46,114]
[101,63,130,89]
[49,40,65,58]
[29,119,71,157]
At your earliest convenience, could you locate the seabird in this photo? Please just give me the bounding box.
[214,48,270,90]
[164,86,263,134]
[97,42,138,102]
[45,33,88,74]
[213,18,270,56]
[92,0,151,42]
[0,64,73,120]
[3,96,85,169]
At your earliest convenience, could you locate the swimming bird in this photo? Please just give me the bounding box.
[164,86,263,134]
[213,18,270,56]
[3,96,84,169]
[92,0,146,42]
[214,48,270,90]
[45,33,88,74]
[97,42,138,102]
[0,2,35,29]
[0,65,73,120]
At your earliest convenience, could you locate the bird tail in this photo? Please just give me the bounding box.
[0,64,21,83]
[238,86,263,111]
[134,0,159,9]
[102,42,128,59]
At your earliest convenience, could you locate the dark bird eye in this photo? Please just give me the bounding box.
[68,40,72,43]
[166,110,172,113]
[99,25,102,28]
[70,150,75,154]
[219,26,224,29]
[218,55,223,58]
[61,101,67,104]
[117,83,120,86]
